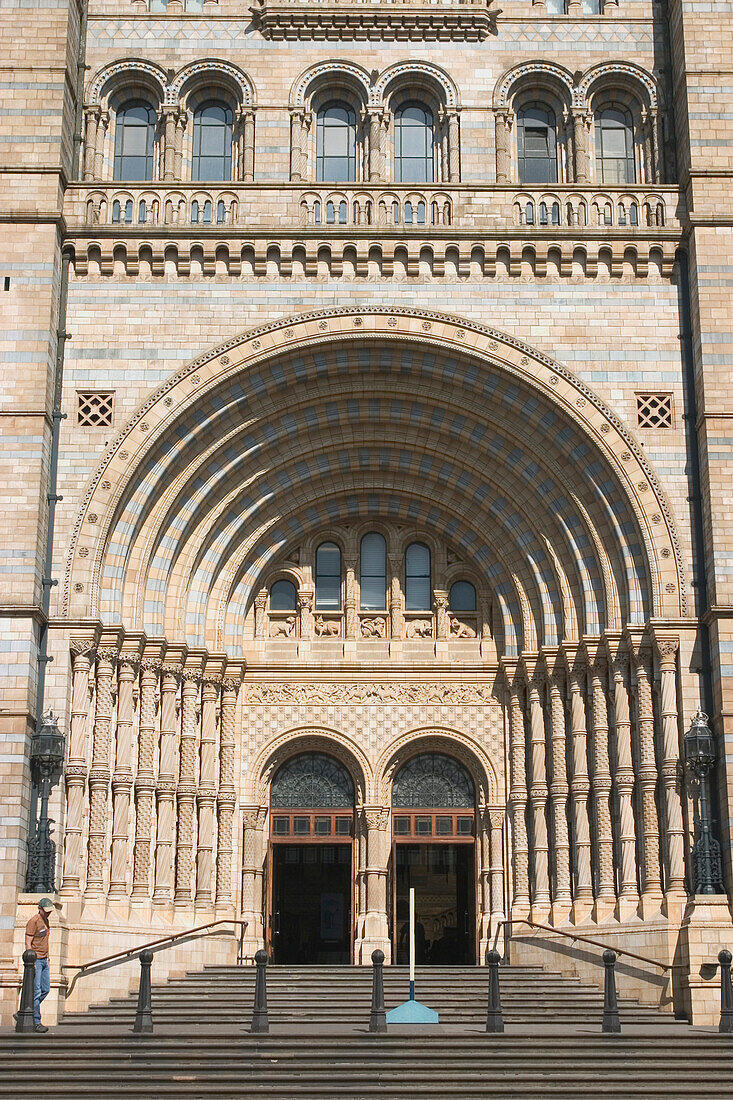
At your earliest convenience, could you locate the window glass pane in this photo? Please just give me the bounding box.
[317,102,356,182]
[449,581,476,612]
[316,541,342,610]
[582,0,600,11]
[360,532,386,610]
[114,101,154,181]
[596,109,635,185]
[546,0,565,10]
[518,106,557,186]
[270,579,297,611]
[405,542,431,610]
[193,101,233,181]
[395,103,433,184]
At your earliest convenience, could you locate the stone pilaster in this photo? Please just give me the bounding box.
[241,806,267,956]
[587,649,616,914]
[216,662,243,909]
[632,642,664,911]
[196,658,225,908]
[506,668,530,912]
[131,642,165,901]
[175,655,204,906]
[85,640,120,899]
[495,110,514,184]
[655,635,686,899]
[548,667,572,914]
[109,637,144,898]
[527,667,550,913]
[61,637,97,895]
[362,806,391,961]
[610,647,640,914]
[566,653,593,914]
[153,649,185,904]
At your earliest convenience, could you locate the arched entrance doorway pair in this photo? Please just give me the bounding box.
[268,749,479,965]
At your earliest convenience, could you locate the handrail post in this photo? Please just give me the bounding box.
[15,950,37,1033]
[251,949,269,1034]
[602,949,621,1034]
[719,949,733,1034]
[132,949,154,1034]
[369,949,387,1033]
[485,949,504,1034]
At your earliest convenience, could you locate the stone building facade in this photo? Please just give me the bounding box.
[2,0,733,1026]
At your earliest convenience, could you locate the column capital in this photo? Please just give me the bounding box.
[653,634,679,670]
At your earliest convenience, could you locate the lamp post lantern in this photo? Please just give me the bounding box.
[684,708,723,895]
[25,710,65,893]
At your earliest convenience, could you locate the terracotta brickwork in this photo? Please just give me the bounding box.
[1,0,733,1028]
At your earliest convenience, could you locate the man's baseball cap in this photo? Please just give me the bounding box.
[38,898,54,912]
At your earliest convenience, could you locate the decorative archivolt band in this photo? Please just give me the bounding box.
[493,59,660,112]
[63,307,687,635]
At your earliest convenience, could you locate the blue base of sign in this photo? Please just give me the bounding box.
[385,998,440,1025]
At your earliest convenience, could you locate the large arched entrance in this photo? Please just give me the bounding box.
[391,752,477,966]
[269,751,356,963]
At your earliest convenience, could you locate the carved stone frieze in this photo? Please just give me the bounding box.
[244,681,498,705]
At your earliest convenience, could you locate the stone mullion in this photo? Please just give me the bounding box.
[83,107,101,181]
[86,646,118,897]
[479,809,492,924]
[656,637,686,895]
[241,109,255,182]
[447,111,460,182]
[162,107,178,181]
[528,676,550,908]
[611,653,639,903]
[589,659,616,902]
[153,662,182,903]
[367,110,384,182]
[573,112,592,185]
[94,111,109,181]
[175,669,201,906]
[216,673,241,906]
[345,559,358,639]
[549,677,572,905]
[507,679,530,909]
[489,810,506,929]
[109,653,139,897]
[388,555,403,640]
[196,674,220,908]
[568,665,593,901]
[61,641,95,894]
[254,591,267,639]
[363,807,390,958]
[241,807,267,949]
[633,647,663,899]
[131,658,160,899]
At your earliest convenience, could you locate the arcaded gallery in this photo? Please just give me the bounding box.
[3,2,733,1073]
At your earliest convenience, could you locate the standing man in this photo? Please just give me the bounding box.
[25,898,54,1033]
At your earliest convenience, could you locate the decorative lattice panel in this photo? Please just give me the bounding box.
[77,391,114,427]
[636,393,673,429]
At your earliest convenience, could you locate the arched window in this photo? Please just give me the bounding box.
[192,101,233,181]
[360,532,386,610]
[449,581,476,613]
[517,105,557,185]
[114,100,156,181]
[595,108,635,185]
[394,103,433,183]
[270,579,297,611]
[392,753,474,808]
[405,542,431,611]
[315,541,342,610]
[271,752,354,809]
[316,102,357,182]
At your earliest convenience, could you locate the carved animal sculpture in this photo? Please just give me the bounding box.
[450,619,476,639]
[361,617,386,638]
[405,618,432,639]
[314,616,340,637]
[270,615,295,638]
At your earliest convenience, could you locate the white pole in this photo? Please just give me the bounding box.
[409,886,415,999]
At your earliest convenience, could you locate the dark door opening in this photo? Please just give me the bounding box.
[394,843,475,965]
[271,844,352,964]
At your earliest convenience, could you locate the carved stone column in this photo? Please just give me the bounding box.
[567,660,593,908]
[254,591,268,639]
[86,644,118,897]
[489,810,506,932]
[362,807,391,961]
[196,665,222,908]
[174,112,187,181]
[447,110,461,183]
[494,110,514,184]
[161,107,179,182]
[366,110,384,182]
[289,110,310,181]
[132,650,163,900]
[507,673,530,911]
[548,672,572,910]
[345,558,358,639]
[434,591,449,640]
[573,112,592,185]
[153,655,183,904]
[240,108,255,182]
[62,639,95,894]
[298,591,313,641]
[388,555,403,641]
[478,808,492,948]
[241,806,267,955]
[632,644,663,906]
[655,637,685,896]
[527,673,550,910]
[83,106,101,181]
[175,665,202,905]
[216,666,243,908]
[94,110,109,184]
[611,650,639,908]
[109,644,142,897]
[588,655,616,907]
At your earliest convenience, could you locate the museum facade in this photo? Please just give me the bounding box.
[2,0,733,1027]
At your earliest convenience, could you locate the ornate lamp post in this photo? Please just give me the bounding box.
[684,708,723,895]
[25,710,66,893]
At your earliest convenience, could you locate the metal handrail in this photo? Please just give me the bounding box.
[496,918,677,972]
[63,918,248,996]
